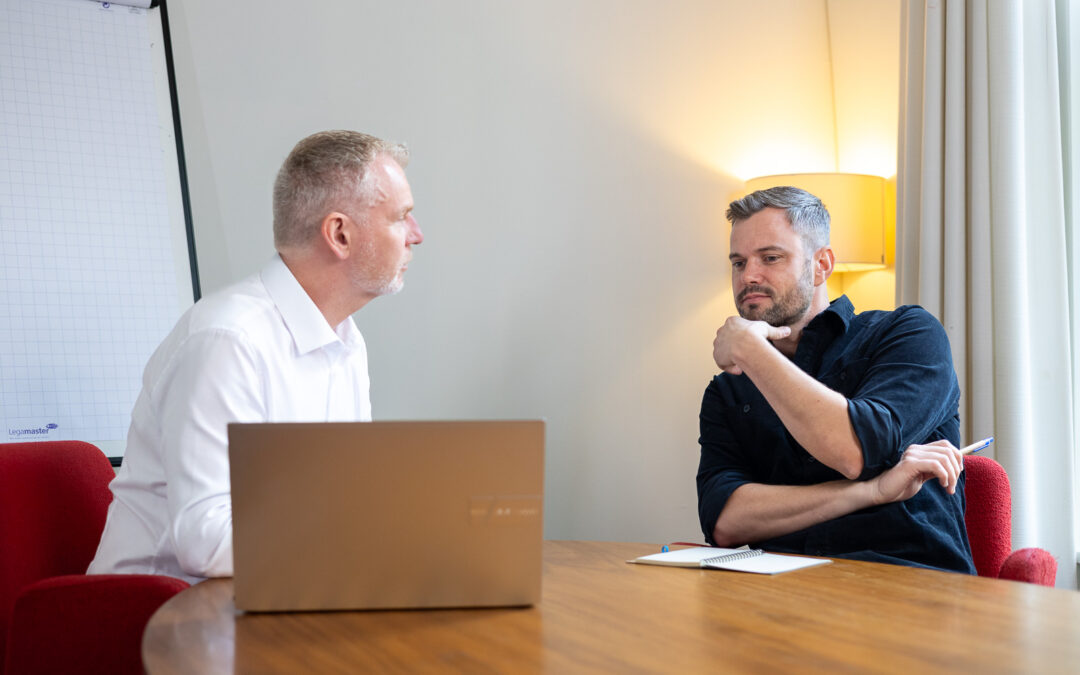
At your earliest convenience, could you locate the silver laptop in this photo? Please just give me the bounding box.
[227,420,544,612]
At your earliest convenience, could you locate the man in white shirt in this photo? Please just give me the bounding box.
[88,131,423,583]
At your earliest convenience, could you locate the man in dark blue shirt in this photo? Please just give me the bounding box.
[697,186,975,573]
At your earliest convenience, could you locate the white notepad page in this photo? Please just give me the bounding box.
[630,547,832,575]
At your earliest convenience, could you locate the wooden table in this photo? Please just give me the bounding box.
[143,541,1080,673]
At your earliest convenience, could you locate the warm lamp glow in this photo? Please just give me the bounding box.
[744,173,887,272]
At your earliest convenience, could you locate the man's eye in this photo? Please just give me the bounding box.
[764,256,780,263]
[731,261,745,270]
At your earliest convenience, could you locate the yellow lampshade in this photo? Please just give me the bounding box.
[744,173,887,272]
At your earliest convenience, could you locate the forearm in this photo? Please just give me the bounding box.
[712,479,876,547]
[172,498,234,578]
[158,330,263,579]
[733,336,863,477]
[164,420,235,578]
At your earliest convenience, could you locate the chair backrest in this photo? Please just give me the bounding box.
[0,441,115,668]
[962,454,1013,578]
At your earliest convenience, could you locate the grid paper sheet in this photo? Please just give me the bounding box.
[1,0,189,451]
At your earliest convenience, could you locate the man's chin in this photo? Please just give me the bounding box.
[738,303,769,322]
[738,307,794,328]
[371,276,405,298]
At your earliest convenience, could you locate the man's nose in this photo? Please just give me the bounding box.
[406,214,423,245]
[742,259,765,282]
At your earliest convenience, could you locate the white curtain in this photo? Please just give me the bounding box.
[898,0,1077,588]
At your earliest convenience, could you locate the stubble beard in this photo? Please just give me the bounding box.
[737,260,814,327]
[352,237,408,298]
[353,262,405,298]
[380,273,405,296]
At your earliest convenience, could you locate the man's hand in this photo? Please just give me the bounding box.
[713,316,791,375]
[870,440,964,505]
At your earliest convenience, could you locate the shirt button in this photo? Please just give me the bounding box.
[742,404,751,413]
[840,372,847,380]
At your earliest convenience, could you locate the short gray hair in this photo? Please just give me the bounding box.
[273,130,409,249]
[726,186,830,254]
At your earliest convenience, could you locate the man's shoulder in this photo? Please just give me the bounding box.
[147,272,282,370]
[849,303,948,344]
[846,303,954,372]
[142,272,285,388]
[185,271,279,336]
[852,303,940,329]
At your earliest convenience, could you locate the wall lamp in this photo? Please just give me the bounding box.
[744,173,887,272]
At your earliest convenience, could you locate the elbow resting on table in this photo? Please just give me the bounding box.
[176,541,233,580]
[711,517,748,549]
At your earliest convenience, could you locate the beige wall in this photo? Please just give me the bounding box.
[826,0,901,311]
[167,0,900,543]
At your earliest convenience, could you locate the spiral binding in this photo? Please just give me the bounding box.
[702,549,765,566]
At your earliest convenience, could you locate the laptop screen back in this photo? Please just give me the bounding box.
[228,420,544,612]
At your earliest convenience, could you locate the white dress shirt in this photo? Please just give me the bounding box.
[88,255,371,584]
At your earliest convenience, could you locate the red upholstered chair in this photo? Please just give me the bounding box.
[963,454,1057,586]
[0,441,189,675]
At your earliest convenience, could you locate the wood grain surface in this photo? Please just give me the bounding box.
[142,541,1080,674]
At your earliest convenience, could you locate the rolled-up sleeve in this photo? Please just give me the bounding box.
[152,329,267,579]
[847,307,960,479]
[696,379,754,544]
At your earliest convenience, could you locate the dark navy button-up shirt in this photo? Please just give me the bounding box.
[696,296,976,574]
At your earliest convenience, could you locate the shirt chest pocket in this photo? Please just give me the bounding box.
[726,403,793,480]
[818,357,871,397]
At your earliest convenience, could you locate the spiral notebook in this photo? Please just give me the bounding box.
[629,547,831,574]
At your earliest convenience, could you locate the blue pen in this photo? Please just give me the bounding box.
[960,436,993,455]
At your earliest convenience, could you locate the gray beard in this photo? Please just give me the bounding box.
[737,261,813,327]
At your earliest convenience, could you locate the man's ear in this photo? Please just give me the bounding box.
[814,246,835,285]
[320,212,351,261]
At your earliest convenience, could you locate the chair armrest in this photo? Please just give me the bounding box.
[997,547,1057,586]
[4,574,189,675]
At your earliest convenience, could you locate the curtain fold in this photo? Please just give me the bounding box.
[1063,0,1080,596]
[898,0,1077,588]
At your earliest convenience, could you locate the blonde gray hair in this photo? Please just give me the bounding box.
[272,130,409,249]
[726,186,830,254]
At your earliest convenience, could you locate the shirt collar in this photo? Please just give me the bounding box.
[794,295,854,369]
[815,294,855,333]
[260,254,362,357]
